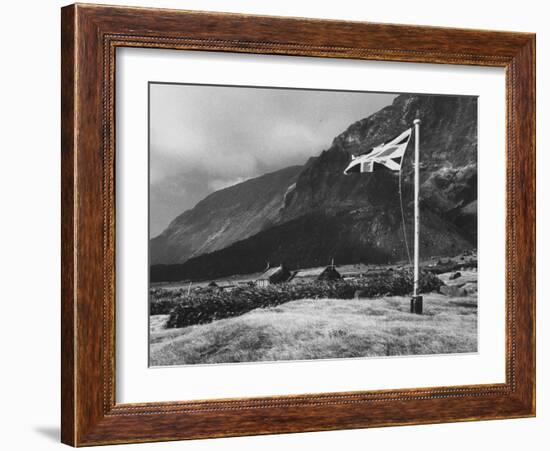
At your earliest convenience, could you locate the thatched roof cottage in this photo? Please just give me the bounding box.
[256,263,292,287]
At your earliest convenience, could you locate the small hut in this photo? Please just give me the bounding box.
[289,260,342,284]
[256,263,292,287]
[317,265,342,281]
[289,267,323,284]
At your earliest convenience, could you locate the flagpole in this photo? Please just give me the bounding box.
[411,118,423,314]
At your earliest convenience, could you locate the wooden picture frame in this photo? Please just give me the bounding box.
[61,3,536,446]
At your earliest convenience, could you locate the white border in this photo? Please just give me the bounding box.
[116,48,506,403]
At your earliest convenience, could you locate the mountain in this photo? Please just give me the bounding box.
[151,94,478,282]
[151,208,471,282]
[279,94,477,224]
[150,165,303,264]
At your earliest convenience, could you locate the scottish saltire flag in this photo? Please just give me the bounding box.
[344,128,412,174]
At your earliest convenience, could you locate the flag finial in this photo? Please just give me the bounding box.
[413,118,421,125]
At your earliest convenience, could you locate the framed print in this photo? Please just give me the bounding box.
[61,3,536,446]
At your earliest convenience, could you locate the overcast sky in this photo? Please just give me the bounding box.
[149,83,396,237]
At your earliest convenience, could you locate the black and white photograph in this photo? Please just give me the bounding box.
[1,0,543,449]
[148,83,479,366]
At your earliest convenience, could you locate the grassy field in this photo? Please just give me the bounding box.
[149,293,477,366]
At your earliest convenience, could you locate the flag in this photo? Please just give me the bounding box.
[343,128,412,174]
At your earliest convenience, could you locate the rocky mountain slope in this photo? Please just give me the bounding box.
[151,94,478,281]
[150,165,303,264]
[279,94,477,226]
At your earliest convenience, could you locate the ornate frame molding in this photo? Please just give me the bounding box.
[62,4,535,446]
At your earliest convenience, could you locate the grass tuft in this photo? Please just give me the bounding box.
[150,294,477,366]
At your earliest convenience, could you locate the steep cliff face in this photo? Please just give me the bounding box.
[151,94,478,281]
[260,94,479,264]
[280,94,477,223]
[150,165,303,264]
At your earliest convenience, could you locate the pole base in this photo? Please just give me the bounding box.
[410,295,423,314]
